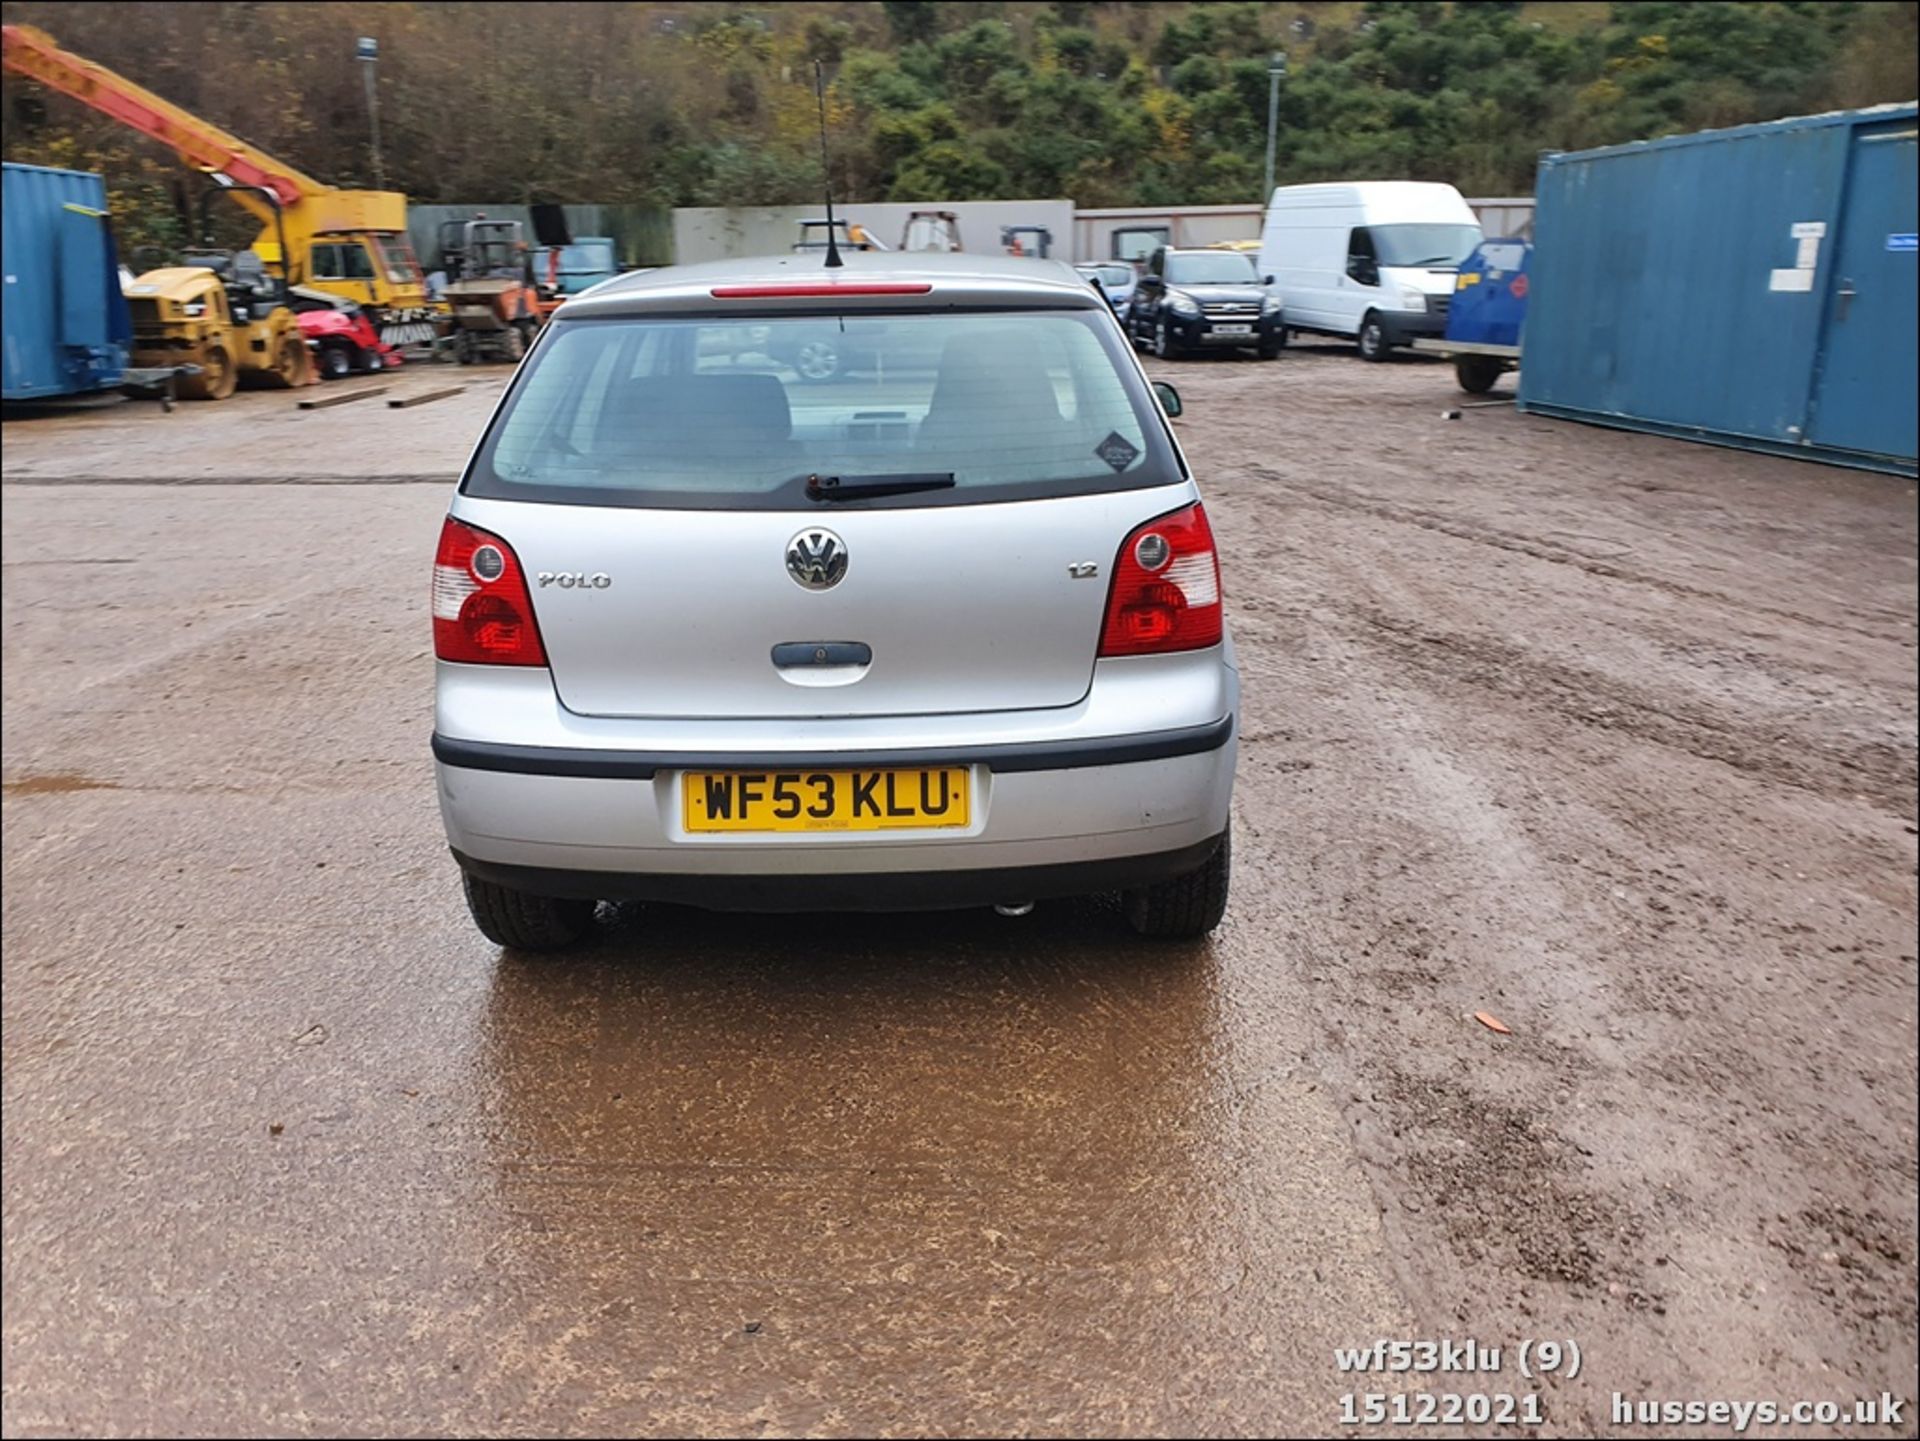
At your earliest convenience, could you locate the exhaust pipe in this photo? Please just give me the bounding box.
[994,902,1035,918]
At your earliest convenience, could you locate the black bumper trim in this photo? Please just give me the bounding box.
[431,715,1234,780]
[1377,309,1449,346]
[451,833,1227,912]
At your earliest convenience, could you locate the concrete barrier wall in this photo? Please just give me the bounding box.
[1074,198,1536,262]
[672,196,1534,267]
[1469,198,1536,240]
[1074,205,1263,263]
[409,204,672,270]
[673,200,1076,264]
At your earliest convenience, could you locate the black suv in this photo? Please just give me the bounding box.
[1126,247,1285,360]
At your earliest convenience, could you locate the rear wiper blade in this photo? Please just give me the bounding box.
[803,472,956,501]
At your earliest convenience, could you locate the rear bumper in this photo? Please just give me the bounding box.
[452,832,1227,912]
[436,736,1236,885]
[433,651,1238,895]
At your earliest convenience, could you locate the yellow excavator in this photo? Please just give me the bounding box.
[2,24,440,348]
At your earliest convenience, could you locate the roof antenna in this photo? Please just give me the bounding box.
[814,60,844,269]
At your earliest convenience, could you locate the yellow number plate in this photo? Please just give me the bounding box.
[682,768,971,833]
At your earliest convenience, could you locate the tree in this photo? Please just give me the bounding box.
[881,1,943,47]
[4,0,1913,219]
[890,138,1009,200]
[934,19,1024,94]
[803,17,852,67]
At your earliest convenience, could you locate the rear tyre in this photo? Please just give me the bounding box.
[1152,317,1182,360]
[1455,354,1505,394]
[460,871,596,951]
[1356,313,1389,362]
[319,344,353,381]
[1123,832,1231,940]
[363,348,385,374]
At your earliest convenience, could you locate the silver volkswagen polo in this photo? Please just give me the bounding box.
[432,252,1238,949]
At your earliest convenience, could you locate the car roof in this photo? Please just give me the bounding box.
[559,251,1102,317]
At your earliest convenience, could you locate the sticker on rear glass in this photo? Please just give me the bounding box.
[1095,432,1140,472]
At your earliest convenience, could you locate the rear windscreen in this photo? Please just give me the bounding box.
[466,309,1182,510]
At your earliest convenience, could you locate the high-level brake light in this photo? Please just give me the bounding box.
[709,283,933,298]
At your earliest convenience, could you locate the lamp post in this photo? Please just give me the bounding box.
[1262,51,1288,201]
[356,36,384,189]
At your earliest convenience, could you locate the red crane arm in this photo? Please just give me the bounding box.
[2,23,317,207]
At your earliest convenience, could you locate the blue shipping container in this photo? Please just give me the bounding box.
[3,161,132,401]
[1518,104,1917,475]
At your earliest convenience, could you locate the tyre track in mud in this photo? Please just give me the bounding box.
[1247,464,1916,645]
[1335,599,1915,813]
[1167,351,1917,1434]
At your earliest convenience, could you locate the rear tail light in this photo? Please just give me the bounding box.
[432,517,547,665]
[1098,502,1223,656]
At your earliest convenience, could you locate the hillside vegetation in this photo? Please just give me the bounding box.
[4,0,1915,255]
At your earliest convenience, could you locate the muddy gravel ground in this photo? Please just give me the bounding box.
[2,351,1915,1437]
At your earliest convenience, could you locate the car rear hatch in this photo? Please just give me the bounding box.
[477,487,1185,719]
[457,286,1199,722]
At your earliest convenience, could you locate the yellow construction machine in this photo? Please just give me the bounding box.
[2,24,441,347]
[119,187,312,398]
[118,265,308,399]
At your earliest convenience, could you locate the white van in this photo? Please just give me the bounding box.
[1258,182,1483,360]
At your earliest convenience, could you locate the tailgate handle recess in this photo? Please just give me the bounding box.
[772,641,872,668]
